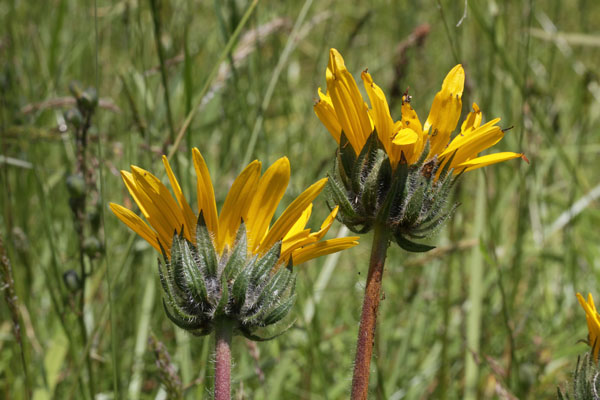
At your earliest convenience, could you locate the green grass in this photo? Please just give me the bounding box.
[2,0,600,398]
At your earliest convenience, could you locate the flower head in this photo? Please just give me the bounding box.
[110,148,358,337]
[314,49,525,251]
[577,292,600,360]
[315,48,523,172]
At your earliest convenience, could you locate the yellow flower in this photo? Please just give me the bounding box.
[110,148,358,265]
[314,48,524,172]
[577,292,600,360]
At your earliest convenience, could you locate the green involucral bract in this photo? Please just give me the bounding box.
[327,130,459,252]
[158,212,296,340]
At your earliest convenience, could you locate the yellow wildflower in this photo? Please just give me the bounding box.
[110,148,358,265]
[314,48,524,172]
[577,292,600,360]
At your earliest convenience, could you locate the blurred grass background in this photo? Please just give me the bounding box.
[2,0,600,398]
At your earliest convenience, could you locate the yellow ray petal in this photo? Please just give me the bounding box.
[284,203,313,241]
[281,230,316,262]
[361,70,396,154]
[131,166,189,240]
[120,170,150,219]
[192,148,219,238]
[578,292,600,359]
[396,98,426,164]
[460,103,482,135]
[440,119,504,168]
[121,170,172,246]
[162,155,196,239]
[217,160,262,253]
[314,88,342,143]
[109,203,161,252]
[291,237,359,266]
[392,128,418,146]
[456,152,523,172]
[424,64,465,157]
[246,157,290,252]
[260,178,328,254]
[309,206,339,241]
[326,48,372,155]
[401,98,423,136]
[442,118,501,156]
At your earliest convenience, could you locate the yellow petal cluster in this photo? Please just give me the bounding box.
[110,148,358,265]
[314,48,524,172]
[577,292,600,360]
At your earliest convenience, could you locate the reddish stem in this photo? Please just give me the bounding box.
[351,224,390,400]
[214,319,233,400]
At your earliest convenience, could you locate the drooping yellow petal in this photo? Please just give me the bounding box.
[131,166,189,240]
[400,98,424,136]
[192,148,219,239]
[260,178,328,254]
[326,48,372,155]
[361,70,396,160]
[577,292,600,360]
[120,170,171,246]
[162,155,196,239]
[284,203,313,241]
[246,157,290,252]
[396,98,426,164]
[591,293,598,314]
[217,160,261,253]
[109,203,161,252]
[425,64,465,157]
[440,118,503,167]
[291,237,359,265]
[460,103,482,136]
[281,230,316,263]
[309,206,339,241]
[120,170,150,219]
[455,152,523,172]
[280,207,341,263]
[280,204,315,261]
[314,88,342,143]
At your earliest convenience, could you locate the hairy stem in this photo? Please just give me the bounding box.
[351,224,390,400]
[214,319,234,400]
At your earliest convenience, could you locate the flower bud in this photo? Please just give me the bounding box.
[63,269,82,292]
[66,174,86,199]
[64,108,83,128]
[78,87,98,113]
[83,236,103,258]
